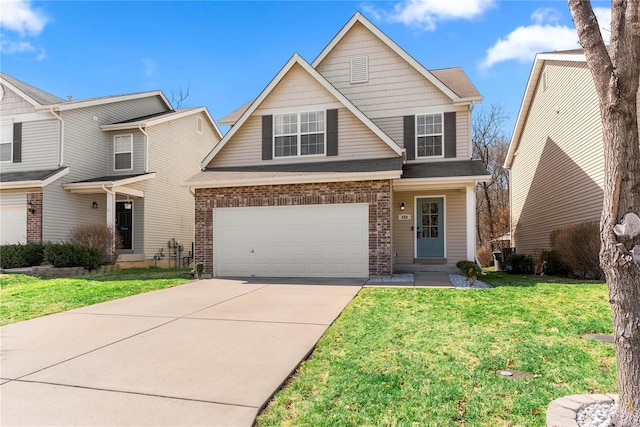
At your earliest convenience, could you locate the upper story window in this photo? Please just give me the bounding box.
[416,113,443,158]
[274,111,325,158]
[0,122,13,163]
[114,134,133,170]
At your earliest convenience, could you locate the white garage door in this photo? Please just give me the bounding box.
[0,194,27,245]
[214,203,369,278]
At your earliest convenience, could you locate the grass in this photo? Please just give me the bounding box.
[257,271,615,427]
[0,268,193,326]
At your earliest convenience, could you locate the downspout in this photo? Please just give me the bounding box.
[50,108,64,166]
[138,124,149,173]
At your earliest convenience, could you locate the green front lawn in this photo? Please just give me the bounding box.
[257,271,615,427]
[0,268,193,326]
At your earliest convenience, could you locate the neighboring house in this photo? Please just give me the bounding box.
[505,49,616,256]
[186,13,489,278]
[0,73,222,266]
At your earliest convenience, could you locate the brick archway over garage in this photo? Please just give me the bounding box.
[194,179,392,277]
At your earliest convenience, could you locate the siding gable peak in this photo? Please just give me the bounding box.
[200,53,401,169]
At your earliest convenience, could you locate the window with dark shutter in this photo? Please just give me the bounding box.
[262,115,273,160]
[12,122,22,163]
[444,112,456,158]
[404,115,415,160]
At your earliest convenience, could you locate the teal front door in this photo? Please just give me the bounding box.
[416,198,444,258]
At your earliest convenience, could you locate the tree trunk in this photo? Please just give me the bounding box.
[568,1,640,425]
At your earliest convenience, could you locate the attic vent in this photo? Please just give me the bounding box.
[542,69,548,91]
[350,56,369,84]
[196,116,203,134]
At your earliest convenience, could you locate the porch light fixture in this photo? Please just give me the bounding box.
[92,201,98,209]
[400,202,405,211]
[27,201,36,214]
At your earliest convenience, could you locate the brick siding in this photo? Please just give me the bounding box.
[194,180,392,277]
[26,192,42,243]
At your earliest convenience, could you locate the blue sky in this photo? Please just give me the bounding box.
[1,0,611,134]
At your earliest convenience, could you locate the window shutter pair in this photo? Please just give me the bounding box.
[261,110,338,160]
[404,112,456,160]
[13,122,22,163]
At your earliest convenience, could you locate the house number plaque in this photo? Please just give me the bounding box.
[398,214,412,221]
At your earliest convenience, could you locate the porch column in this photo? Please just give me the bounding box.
[466,184,476,261]
[106,190,115,229]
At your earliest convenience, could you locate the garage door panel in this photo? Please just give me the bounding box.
[0,201,27,245]
[213,204,369,278]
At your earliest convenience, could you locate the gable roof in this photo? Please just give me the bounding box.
[312,12,481,104]
[505,50,587,169]
[100,107,223,139]
[430,68,482,100]
[219,100,253,125]
[200,53,402,169]
[36,90,173,112]
[0,73,65,107]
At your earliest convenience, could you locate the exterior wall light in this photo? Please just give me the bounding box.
[400,202,405,211]
[27,201,36,214]
[92,201,98,209]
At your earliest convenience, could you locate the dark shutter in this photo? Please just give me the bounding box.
[444,112,456,158]
[326,109,338,156]
[12,122,22,163]
[262,115,272,160]
[404,115,415,160]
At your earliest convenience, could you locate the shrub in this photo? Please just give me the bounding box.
[476,245,493,268]
[544,250,570,277]
[551,221,602,279]
[69,223,121,265]
[506,253,534,274]
[0,243,45,269]
[456,260,482,284]
[44,243,103,270]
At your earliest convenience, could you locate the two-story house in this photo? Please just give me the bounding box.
[505,49,617,256]
[186,13,489,278]
[0,73,222,266]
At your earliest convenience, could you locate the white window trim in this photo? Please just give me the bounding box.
[0,121,14,164]
[114,134,133,171]
[196,116,204,134]
[273,111,326,158]
[416,113,444,159]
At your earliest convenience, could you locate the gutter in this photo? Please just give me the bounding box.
[50,108,64,166]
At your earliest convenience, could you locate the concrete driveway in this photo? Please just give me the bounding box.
[0,278,363,426]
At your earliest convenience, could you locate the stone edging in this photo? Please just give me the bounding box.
[547,393,618,427]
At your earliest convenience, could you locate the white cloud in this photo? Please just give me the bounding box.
[368,0,495,31]
[0,39,35,54]
[481,7,580,69]
[0,0,48,36]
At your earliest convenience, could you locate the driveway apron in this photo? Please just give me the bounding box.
[0,278,363,426]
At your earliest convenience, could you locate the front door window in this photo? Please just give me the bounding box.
[416,197,444,258]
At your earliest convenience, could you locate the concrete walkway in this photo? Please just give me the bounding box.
[0,278,363,426]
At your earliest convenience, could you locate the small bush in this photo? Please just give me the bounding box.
[551,221,602,279]
[544,250,570,276]
[476,246,493,268]
[0,243,45,269]
[44,243,103,270]
[456,260,482,283]
[506,253,534,274]
[69,223,121,265]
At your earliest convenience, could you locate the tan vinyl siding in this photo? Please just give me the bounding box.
[143,113,221,258]
[0,88,36,115]
[316,22,451,118]
[0,119,59,172]
[106,131,145,175]
[510,61,604,256]
[257,64,338,110]
[393,189,467,264]
[211,107,397,167]
[42,95,170,243]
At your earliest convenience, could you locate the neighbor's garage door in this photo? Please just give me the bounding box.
[213,203,369,278]
[0,194,27,244]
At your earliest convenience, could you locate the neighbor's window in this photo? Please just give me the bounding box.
[274,111,325,158]
[114,134,133,170]
[416,114,443,158]
[0,122,13,162]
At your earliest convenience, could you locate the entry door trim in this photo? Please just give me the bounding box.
[413,195,446,258]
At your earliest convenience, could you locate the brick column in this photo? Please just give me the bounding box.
[26,192,43,243]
